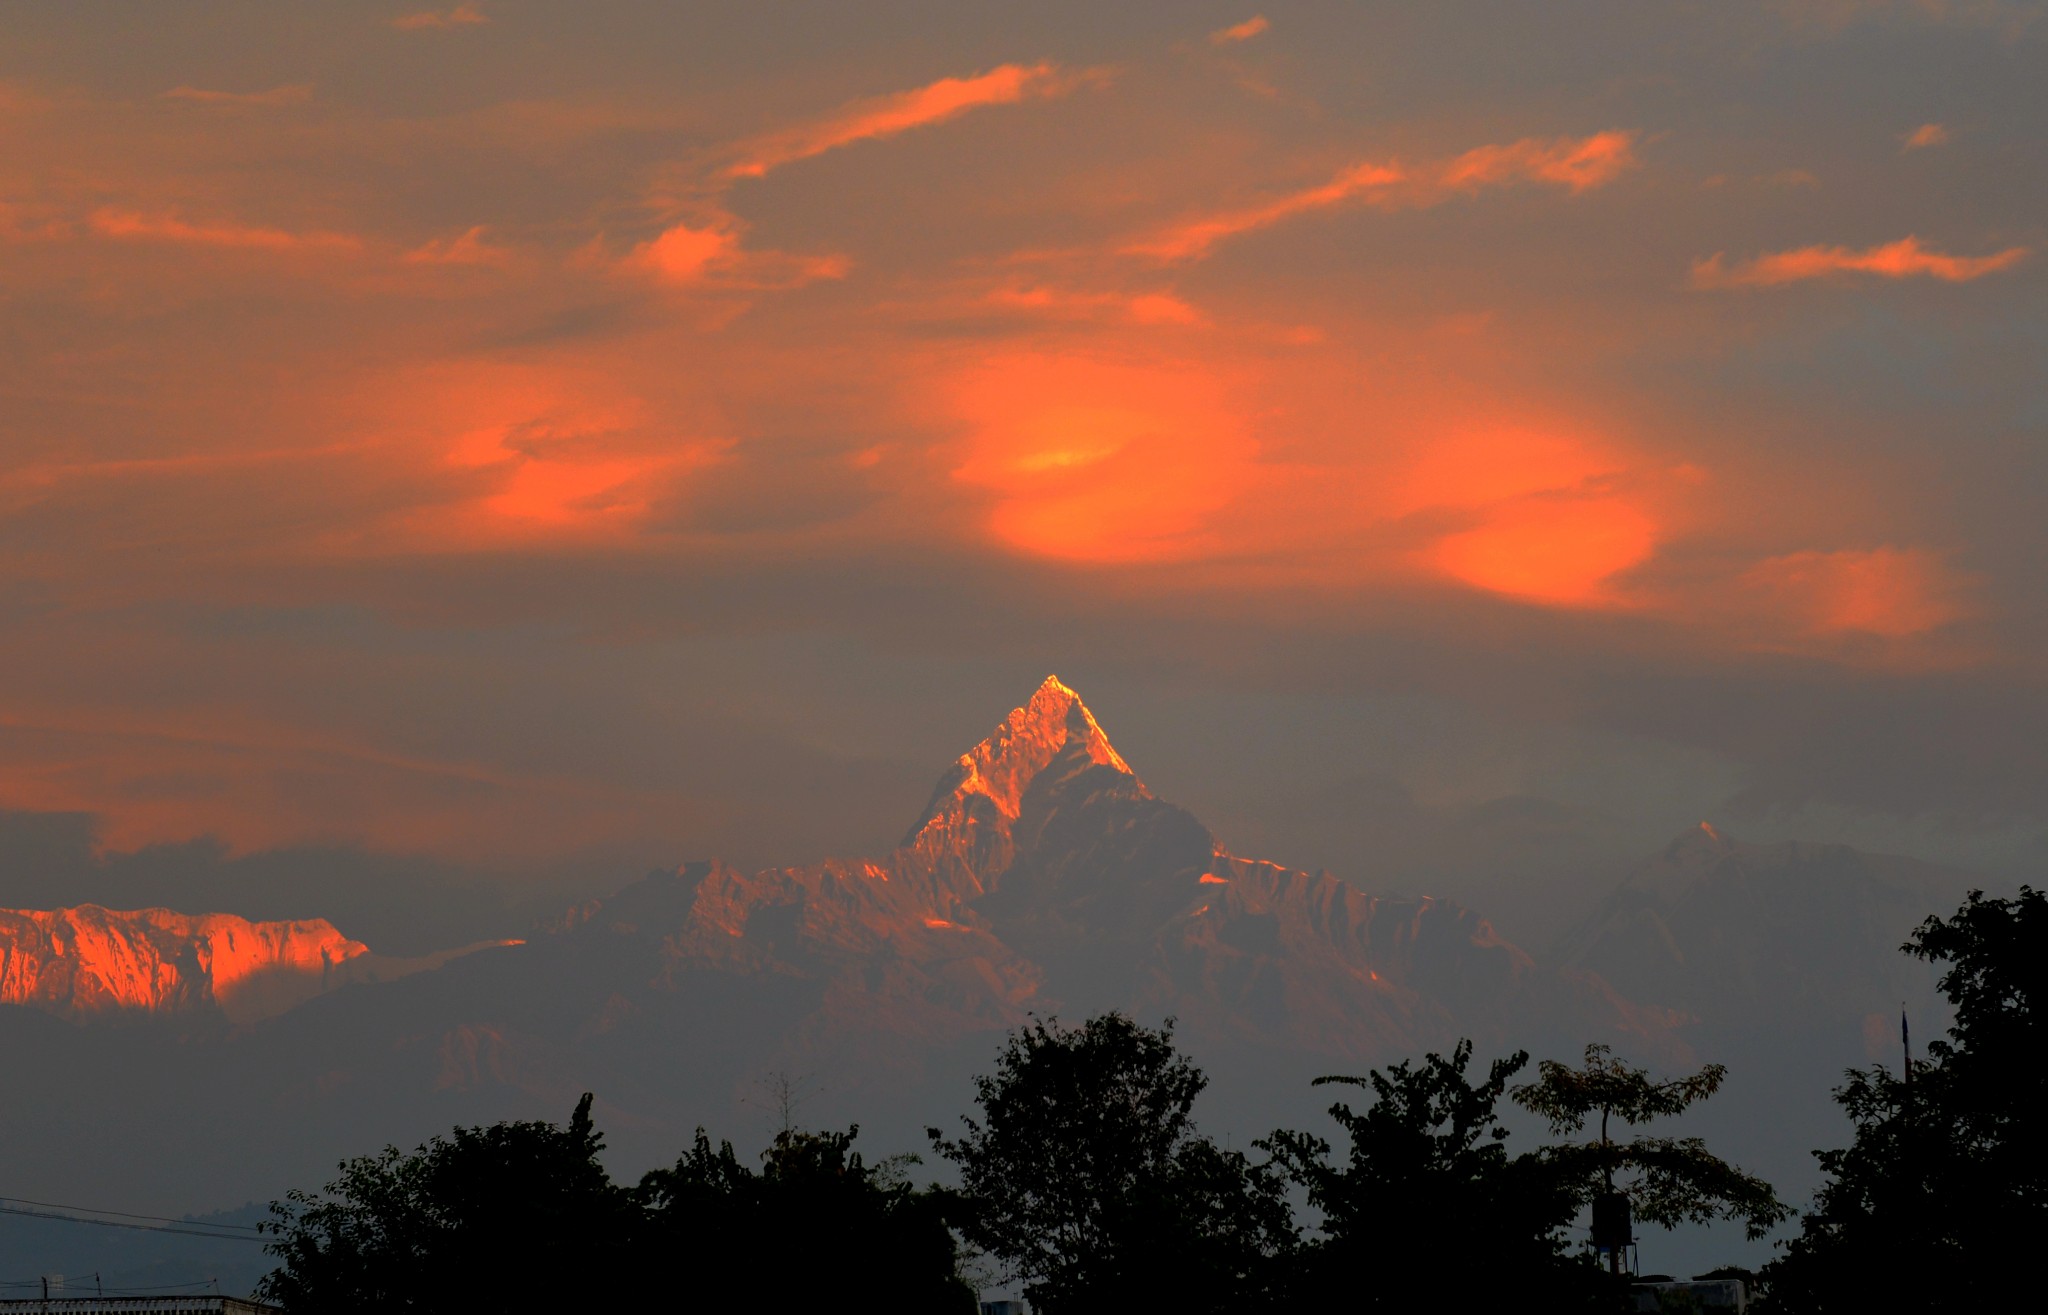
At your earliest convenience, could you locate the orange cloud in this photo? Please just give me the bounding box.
[1431,497,1659,607]
[726,63,1086,179]
[1692,236,2030,287]
[479,457,662,527]
[378,363,727,547]
[619,217,848,291]
[630,221,739,282]
[948,352,1258,563]
[1125,161,1405,262]
[1438,130,1639,193]
[1391,427,1624,517]
[162,84,314,107]
[392,4,486,30]
[87,208,361,252]
[1745,547,1970,637]
[1394,427,1660,607]
[1125,130,1635,263]
[982,284,1207,327]
[1210,15,1271,45]
[403,225,513,266]
[1902,122,1950,150]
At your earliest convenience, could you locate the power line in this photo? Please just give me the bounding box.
[0,1202,265,1244]
[0,1195,263,1233]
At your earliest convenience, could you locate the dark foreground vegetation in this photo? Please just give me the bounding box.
[259,888,2045,1314]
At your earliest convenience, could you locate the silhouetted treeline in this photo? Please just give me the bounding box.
[261,1104,971,1314]
[259,887,2045,1314]
[1765,886,2047,1314]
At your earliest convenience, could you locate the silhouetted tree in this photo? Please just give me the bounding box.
[1263,1041,1622,1310]
[260,1094,636,1313]
[264,1099,969,1313]
[1764,887,2048,1313]
[637,1123,972,1313]
[1513,1043,1789,1268]
[929,1013,1293,1314]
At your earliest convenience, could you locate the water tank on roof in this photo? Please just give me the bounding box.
[1593,1191,1633,1250]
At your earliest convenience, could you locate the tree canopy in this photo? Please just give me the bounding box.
[255,1012,1813,1313]
[1512,1044,1789,1245]
[638,1123,971,1313]
[1262,1041,1621,1310]
[262,1098,970,1314]
[1764,887,2048,1313]
[929,1013,1293,1314]
[259,1094,636,1314]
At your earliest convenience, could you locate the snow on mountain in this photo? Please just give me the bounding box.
[0,904,518,1024]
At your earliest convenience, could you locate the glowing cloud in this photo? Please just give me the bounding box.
[1693,236,2030,287]
[162,84,314,106]
[1396,427,1661,608]
[1438,130,1639,193]
[726,63,1084,179]
[392,4,486,30]
[1126,130,1635,263]
[949,352,1258,563]
[631,222,739,283]
[1745,547,1969,637]
[87,208,361,252]
[983,285,1207,326]
[404,225,512,266]
[1125,161,1405,262]
[1392,428,1624,516]
[1210,16,1271,45]
[618,217,847,291]
[1902,122,1950,150]
[393,364,725,545]
[1431,497,1658,607]
[481,457,659,526]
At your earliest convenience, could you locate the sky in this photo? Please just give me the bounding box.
[3,1,2045,947]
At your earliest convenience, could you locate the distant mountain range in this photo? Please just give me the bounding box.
[0,905,515,1024]
[0,677,2001,1286]
[1556,822,1978,1043]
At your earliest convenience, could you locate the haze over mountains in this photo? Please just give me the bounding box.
[0,677,1996,1282]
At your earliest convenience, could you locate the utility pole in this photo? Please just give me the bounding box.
[1589,1100,1632,1277]
[1902,1004,1912,1084]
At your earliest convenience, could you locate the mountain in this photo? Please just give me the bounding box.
[0,676,1681,1227]
[1545,821,1998,1228]
[1553,821,1984,1044]
[0,904,518,1024]
[531,675,1676,1068]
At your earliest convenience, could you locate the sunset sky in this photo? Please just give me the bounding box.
[4,2,2045,936]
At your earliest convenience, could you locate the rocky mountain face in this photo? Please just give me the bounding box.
[0,905,518,1025]
[0,906,369,1024]
[529,676,1674,1072]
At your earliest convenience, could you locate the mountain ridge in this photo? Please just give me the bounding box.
[0,679,1674,1063]
[520,675,1678,1068]
[1552,820,1988,1039]
[0,904,519,1025]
